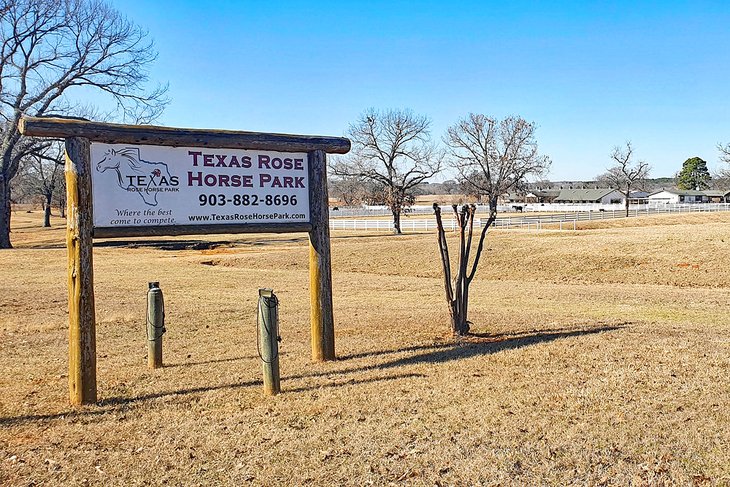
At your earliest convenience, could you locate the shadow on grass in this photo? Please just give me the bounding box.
[338,324,624,362]
[93,236,308,250]
[18,235,311,251]
[163,356,258,368]
[0,373,423,426]
[0,324,623,426]
[338,342,456,361]
[375,325,623,369]
[284,372,427,393]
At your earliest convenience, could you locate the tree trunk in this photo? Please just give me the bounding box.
[58,186,66,218]
[44,193,52,227]
[461,286,470,334]
[448,299,470,335]
[625,185,630,217]
[447,296,471,335]
[392,209,402,234]
[449,300,460,335]
[0,174,11,249]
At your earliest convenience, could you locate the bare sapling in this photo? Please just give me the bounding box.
[433,201,497,335]
[435,113,550,336]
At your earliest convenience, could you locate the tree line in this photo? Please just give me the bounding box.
[332,110,730,227]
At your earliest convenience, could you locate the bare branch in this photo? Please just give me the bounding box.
[445,114,550,207]
[718,142,730,165]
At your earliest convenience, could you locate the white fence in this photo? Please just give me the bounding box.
[330,219,447,231]
[329,203,730,232]
[328,217,574,232]
[331,202,730,217]
[331,205,443,217]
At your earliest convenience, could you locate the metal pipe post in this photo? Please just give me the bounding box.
[257,288,281,395]
[147,282,165,369]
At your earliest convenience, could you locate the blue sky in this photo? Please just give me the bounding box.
[106,0,730,181]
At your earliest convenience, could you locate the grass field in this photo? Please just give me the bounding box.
[1,210,729,485]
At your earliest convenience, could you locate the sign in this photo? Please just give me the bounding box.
[90,143,310,229]
[19,116,348,405]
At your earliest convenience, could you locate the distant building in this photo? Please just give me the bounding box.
[647,189,730,204]
[704,190,730,203]
[554,188,625,204]
[506,190,560,204]
[533,190,561,203]
[629,191,650,204]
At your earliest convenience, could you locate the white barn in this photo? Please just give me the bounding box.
[648,189,709,204]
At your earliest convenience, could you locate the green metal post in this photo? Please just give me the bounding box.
[258,288,281,395]
[147,281,165,369]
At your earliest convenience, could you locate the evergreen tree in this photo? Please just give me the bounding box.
[677,157,711,190]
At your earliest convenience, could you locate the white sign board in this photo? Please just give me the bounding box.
[90,143,310,229]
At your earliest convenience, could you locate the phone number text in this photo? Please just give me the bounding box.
[198,194,300,207]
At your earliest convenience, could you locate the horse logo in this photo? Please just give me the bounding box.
[95,148,176,206]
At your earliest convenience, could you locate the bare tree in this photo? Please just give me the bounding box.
[0,0,168,248]
[330,108,442,234]
[328,175,384,207]
[56,164,66,217]
[440,180,458,195]
[17,140,64,226]
[710,170,730,191]
[716,144,730,194]
[598,142,650,217]
[436,114,550,335]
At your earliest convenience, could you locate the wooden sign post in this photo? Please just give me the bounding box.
[307,150,335,361]
[19,117,350,405]
[65,137,97,405]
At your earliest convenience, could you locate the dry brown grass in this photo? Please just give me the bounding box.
[1,210,730,485]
